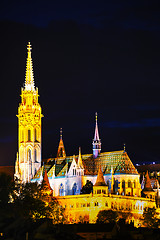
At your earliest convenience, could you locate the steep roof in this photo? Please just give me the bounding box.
[42,169,52,191]
[143,171,154,192]
[94,167,107,186]
[82,150,138,175]
[34,150,138,180]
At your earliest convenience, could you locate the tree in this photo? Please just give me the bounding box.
[11,179,67,223]
[143,207,159,228]
[12,181,47,220]
[0,172,13,208]
[80,180,93,194]
[117,211,133,223]
[96,210,118,223]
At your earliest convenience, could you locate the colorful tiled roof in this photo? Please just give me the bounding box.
[34,150,138,179]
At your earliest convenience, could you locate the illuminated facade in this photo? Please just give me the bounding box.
[15,43,43,182]
[15,43,158,225]
[58,168,156,226]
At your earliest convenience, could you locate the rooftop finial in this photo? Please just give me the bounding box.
[60,128,62,139]
[124,143,126,152]
[95,112,97,122]
[27,42,32,52]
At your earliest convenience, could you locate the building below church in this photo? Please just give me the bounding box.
[14,43,160,226]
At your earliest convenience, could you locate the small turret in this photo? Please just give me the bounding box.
[93,166,108,195]
[142,171,156,200]
[92,113,101,158]
[95,167,106,186]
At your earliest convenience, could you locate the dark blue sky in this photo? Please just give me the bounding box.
[0,0,160,166]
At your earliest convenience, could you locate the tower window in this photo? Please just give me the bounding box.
[35,128,37,141]
[128,180,132,188]
[28,149,31,161]
[35,149,37,162]
[28,130,31,141]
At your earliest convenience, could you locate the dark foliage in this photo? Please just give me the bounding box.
[80,180,93,194]
[96,210,118,224]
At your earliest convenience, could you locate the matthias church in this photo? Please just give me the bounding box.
[14,43,158,225]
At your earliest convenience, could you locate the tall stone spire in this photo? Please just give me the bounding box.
[92,112,101,158]
[57,128,66,158]
[25,42,35,91]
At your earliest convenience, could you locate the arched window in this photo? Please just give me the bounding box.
[35,149,38,162]
[59,183,64,196]
[133,180,136,188]
[128,180,132,188]
[20,129,24,142]
[35,128,37,141]
[122,180,125,189]
[28,149,31,161]
[72,183,77,195]
[22,130,24,141]
[28,129,31,141]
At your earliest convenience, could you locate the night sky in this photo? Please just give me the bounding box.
[1,0,160,166]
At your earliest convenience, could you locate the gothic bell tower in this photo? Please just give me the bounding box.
[15,42,43,182]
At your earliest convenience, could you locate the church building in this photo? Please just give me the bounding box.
[15,43,158,225]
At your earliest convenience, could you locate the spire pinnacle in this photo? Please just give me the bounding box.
[95,112,97,122]
[57,129,66,158]
[78,147,83,168]
[60,128,62,140]
[92,112,101,158]
[123,143,126,152]
[94,112,100,140]
[25,42,35,91]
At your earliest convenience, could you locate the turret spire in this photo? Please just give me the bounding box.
[92,112,101,158]
[25,42,35,91]
[94,112,100,140]
[78,147,83,168]
[94,166,106,186]
[57,128,66,158]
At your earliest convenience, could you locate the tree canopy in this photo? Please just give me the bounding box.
[96,210,118,224]
[143,207,159,228]
[80,180,93,194]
